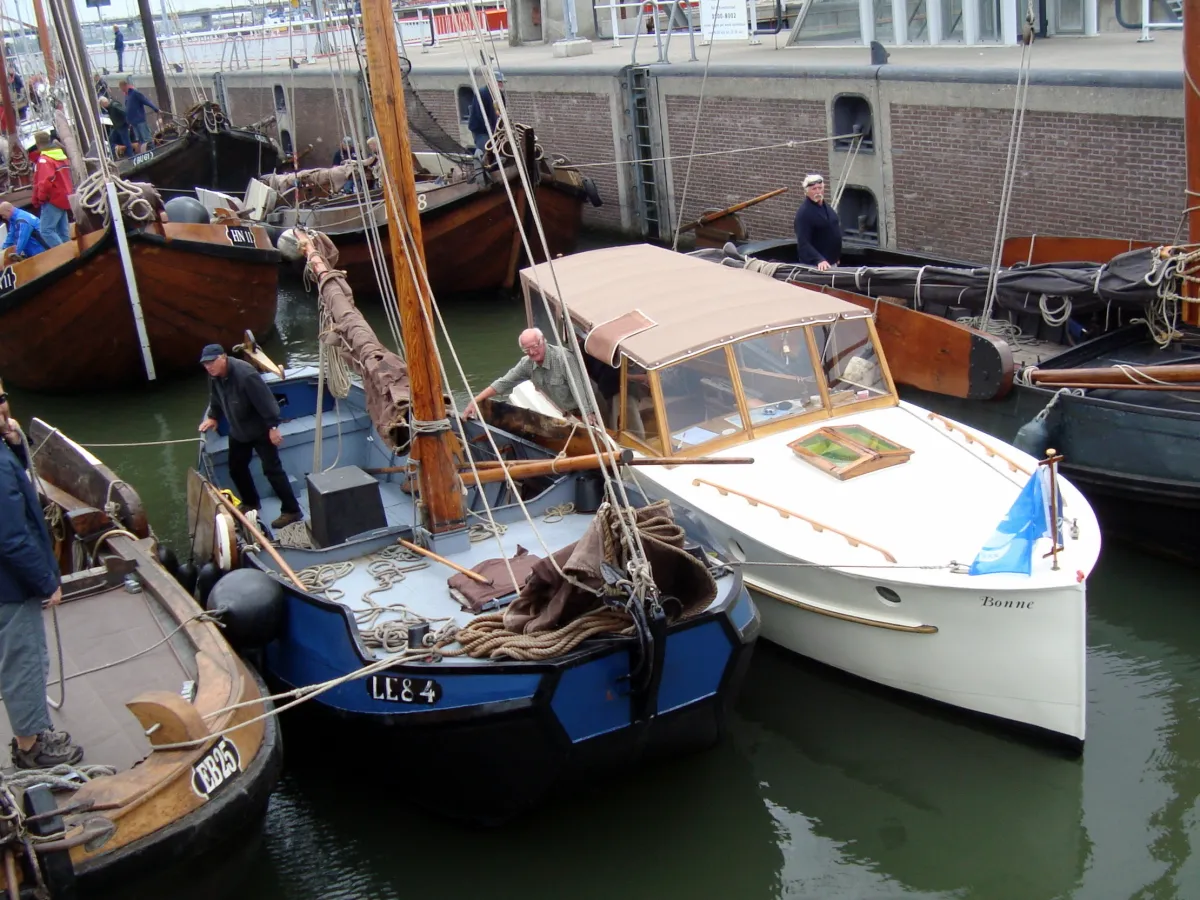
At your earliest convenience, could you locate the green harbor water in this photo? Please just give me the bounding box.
[9,270,1200,900]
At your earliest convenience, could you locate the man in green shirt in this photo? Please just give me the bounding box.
[464,328,587,419]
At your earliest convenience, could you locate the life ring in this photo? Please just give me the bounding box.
[213,511,239,572]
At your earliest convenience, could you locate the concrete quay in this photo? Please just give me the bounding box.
[168,30,1185,260]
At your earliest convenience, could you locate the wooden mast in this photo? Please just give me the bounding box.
[31,0,56,83]
[135,0,171,113]
[1185,0,1199,325]
[361,0,464,535]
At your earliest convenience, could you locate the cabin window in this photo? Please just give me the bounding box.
[789,424,912,480]
[658,348,745,451]
[729,328,823,427]
[618,360,658,448]
[812,317,887,408]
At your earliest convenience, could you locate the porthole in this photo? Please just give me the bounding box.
[876,586,901,605]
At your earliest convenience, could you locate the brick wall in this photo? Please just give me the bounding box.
[505,91,621,230]
[890,105,1184,261]
[664,96,827,241]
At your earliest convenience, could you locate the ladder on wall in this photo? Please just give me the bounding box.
[627,66,662,240]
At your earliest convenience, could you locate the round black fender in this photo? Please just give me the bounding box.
[206,568,286,650]
[1014,414,1054,458]
[22,784,77,900]
[195,562,221,607]
[163,196,211,224]
[155,543,180,580]
[175,560,199,595]
[583,176,602,208]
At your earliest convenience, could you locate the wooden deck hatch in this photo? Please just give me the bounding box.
[789,425,912,480]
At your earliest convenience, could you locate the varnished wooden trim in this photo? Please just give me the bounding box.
[725,344,755,440]
[925,411,1032,475]
[748,579,939,634]
[649,369,670,456]
[866,317,899,397]
[805,326,833,410]
[691,477,897,563]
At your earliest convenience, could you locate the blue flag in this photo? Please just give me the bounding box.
[969,470,1055,576]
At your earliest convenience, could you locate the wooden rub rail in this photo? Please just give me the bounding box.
[925,411,1032,475]
[690,478,897,564]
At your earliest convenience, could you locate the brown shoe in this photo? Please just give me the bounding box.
[271,511,303,529]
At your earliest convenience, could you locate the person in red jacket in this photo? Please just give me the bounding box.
[31,131,72,248]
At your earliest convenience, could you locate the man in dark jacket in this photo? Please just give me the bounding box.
[793,173,842,271]
[198,345,302,529]
[0,441,85,768]
[113,25,125,72]
[466,69,505,155]
[98,95,134,160]
[119,79,160,152]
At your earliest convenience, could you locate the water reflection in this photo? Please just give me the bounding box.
[736,643,1088,900]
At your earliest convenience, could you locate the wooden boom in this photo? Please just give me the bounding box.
[677,188,788,234]
[1029,364,1200,386]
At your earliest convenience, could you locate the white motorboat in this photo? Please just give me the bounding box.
[500,243,1100,744]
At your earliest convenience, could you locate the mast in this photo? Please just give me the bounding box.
[1185,0,1199,326]
[135,0,171,113]
[0,41,19,149]
[31,0,56,83]
[361,0,464,535]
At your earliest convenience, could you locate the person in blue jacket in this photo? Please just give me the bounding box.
[0,436,85,768]
[466,69,505,155]
[0,202,49,261]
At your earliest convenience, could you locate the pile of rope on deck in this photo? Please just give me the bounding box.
[437,500,717,661]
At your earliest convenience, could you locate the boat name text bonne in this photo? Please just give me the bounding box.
[981,596,1034,610]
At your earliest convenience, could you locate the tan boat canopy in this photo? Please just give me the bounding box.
[520,244,870,369]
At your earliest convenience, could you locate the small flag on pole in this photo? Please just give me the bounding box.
[969,469,1057,576]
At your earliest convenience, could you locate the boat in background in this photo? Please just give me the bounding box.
[500,243,1100,744]
[0,196,279,392]
[117,101,281,195]
[0,420,282,897]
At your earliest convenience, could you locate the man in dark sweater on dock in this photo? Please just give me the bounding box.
[793,173,842,271]
[198,345,303,530]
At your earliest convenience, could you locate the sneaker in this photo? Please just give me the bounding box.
[40,728,72,747]
[271,510,303,529]
[12,735,84,770]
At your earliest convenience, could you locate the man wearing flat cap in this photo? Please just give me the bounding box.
[197,344,302,530]
[794,173,842,271]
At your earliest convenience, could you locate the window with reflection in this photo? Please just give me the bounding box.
[812,318,888,408]
[658,348,744,451]
[620,361,660,450]
[730,328,823,427]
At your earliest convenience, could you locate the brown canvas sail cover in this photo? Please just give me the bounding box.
[309,232,412,449]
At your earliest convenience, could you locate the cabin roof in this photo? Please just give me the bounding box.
[520,244,869,369]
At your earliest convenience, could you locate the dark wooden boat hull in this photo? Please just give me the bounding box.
[331,182,585,297]
[0,224,279,392]
[1009,324,1200,562]
[118,128,280,194]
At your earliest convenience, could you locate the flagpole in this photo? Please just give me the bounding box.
[1038,448,1064,570]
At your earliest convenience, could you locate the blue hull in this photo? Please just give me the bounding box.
[256,557,758,823]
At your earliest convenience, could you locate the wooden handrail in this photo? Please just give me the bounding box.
[925,411,1032,475]
[690,478,897,563]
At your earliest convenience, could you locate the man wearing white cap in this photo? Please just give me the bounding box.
[793,173,842,271]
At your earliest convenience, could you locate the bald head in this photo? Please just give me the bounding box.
[518,327,546,364]
[0,202,14,220]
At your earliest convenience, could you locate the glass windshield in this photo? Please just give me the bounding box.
[812,318,888,408]
[730,328,823,427]
[659,349,744,451]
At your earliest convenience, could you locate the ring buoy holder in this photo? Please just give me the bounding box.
[213,510,239,572]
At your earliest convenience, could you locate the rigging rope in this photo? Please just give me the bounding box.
[670,0,722,252]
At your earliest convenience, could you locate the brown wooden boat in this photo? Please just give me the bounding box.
[0,215,279,392]
[1000,235,1159,267]
[267,146,593,296]
[0,421,282,897]
[117,107,281,196]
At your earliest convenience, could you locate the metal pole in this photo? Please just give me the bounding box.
[135,0,171,112]
[563,0,578,38]
[1139,0,1153,39]
[105,181,156,381]
[1184,0,1199,324]
[610,3,621,45]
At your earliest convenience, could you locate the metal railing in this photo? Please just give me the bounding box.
[596,0,785,62]
[1138,0,1183,40]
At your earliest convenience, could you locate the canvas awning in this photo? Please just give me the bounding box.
[520,244,868,369]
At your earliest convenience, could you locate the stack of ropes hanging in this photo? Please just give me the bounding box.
[188,101,229,135]
[485,122,543,164]
[75,170,158,226]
